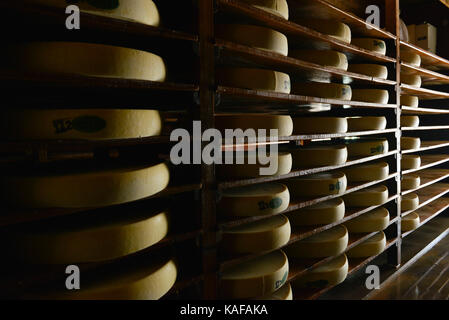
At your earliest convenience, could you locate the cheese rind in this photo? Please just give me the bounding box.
[347,232,386,258]
[289,50,348,70]
[401,137,421,150]
[346,139,389,157]
[298,19,351,43]
[401,51,422,67]
[343,162,389,182]
[402,174,420,190]
[343,185,389,207]
[216,114,293,136]
[401,116,420,127]
[255,283,293,300]
[292,117,348,134]
[352,89,389,104]
[347,64,388,79]
[402,155,421,169]
[291,145,348,168]
[402,212,420,231]
[347,116,387,131]
[291,82,352,100]
[287,198,345,226]
[286,172,347,197]
[401,95,419,108]
[344,207,390,232]
[401,74,422,88]
[351,38,387,55]
[401,193,419,212]
[241,0,289,19]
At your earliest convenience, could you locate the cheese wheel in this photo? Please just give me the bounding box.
[292,117,348,134]
[217,67,291,93]
[220,250,289,299]
[216,114,293,136]
[347,64,388,79]
[401,137,421,150]
[291,82,352,100]
[298,19,351,43]
[0,109,162,140]
[344,207,390,232]
[347,116,387,131]
[221,214,291,254]
[255,283,292,300]
[287,198,345,226]
[343,185,389,207]
[347,232,386,258]
[291,145,348,168]
[286,172,347,197]
[352,89,389,104]
[402,155,421,170]
[218,183,290,217]
[401,116,420,127]
[346,139,389,157]
[3,209,169,264]
[289,50,348,70]
[217,152,292,179]
[240,0,289,19]
[0,163,170,208]
[5,42,166,81]
[401,51,422,67]
[401,193,419,212]
[351,38,387,55]
[401,74,422,88]
[401,95,419,108]
[293,254,348,288]
[285,225,348,258]
[402,212,420,231]
[402,174,420,190]
[343,162,389,182]
[216,24,288,56]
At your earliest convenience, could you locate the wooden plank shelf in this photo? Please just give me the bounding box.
[401,183,449,217]
[401,63,449,85]
[400,84,449,100]
[402,125,449,131]
[402,155,449,175]
[400,41,449,71]
[402,106,449,115]
[402,169,449,196]
[402,141,449,154]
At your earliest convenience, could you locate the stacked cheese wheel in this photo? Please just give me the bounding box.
[291,145,348,168]
[241,0,290,19]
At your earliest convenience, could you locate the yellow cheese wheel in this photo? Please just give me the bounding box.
[347,232,386,258]
[216,24,288,56]
[292,254,348,288]
[292,117,348,134]
[0,109,162,140]
[255,283,293,300]
[216,114,293,136]
[401,137,421,150]
[347,116,387,131]
[402,155,421,170]
[240,0,289,19]
[285,225,348,258]
[220,250,289,299]
[5,42,166,81]
[343,185,389,207]
[289,50,348,71]
[401,116,420,127]
[402,174,420,190]
[347,64,388,79]
[346,138,389,157]
[291,145,348,168]
[218,183,290,217]
[0,163,170,208]
[291,82,352,100]
[343,162,389,182]
[217,67,291,93]
[401,193,419,212]
[344,207,390,232]
[401,51,422,67]
[287,198,345,226]
[351,38,387,55]
[401,95,419,108]
[352,89,389,104]
[3,208,169,264]
[298,19,351,43]
[402,212,420,231]
[221,214,291,254]
[401,74,422,88]
[286,172,347,197]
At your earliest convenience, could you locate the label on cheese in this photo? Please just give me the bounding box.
[401,95,419,108]
[347,116,387,131]
[402,155,421,169]
[401,116,420,127]
[289,50,348,70]
[292,117,348,134]
[401,51,422,67]
[215,114,293,137]
[255,283,292,300]
[343,185,389,207]
[401,193,419,212]
[402,212,420,231]
[286,172,347,197]
[344,207,390,232]
[287,198,345,226]
[347,64,388,79]
[241,0,289,19]
[297,19,351,43]
[344,162,389,182]
[291,145,348,168]
[402,174,420,190]
[401,74,422,88]
[351,38,387,55]
[291,82,352,100]
[401,137,421,150]
[346,138,389,157]
[347,231,386,258]
[352,89,389,104]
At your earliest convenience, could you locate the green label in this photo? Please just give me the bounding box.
[67,0,120,10]
[370,145,384,154]
[329,181,341,192]
[374,40,385,49]
[275,271,288,289]
[53,115,106,134]
[258,197,282,211]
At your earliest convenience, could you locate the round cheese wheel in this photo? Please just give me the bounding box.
[286,172,347,197]
[344,207,390,232]
[347,116,387,131]
[293,254,348,288]
[344,185,389,207]
[220,250,289,299]
[291,145,348,168]
[217,67,291,93]
[402,155,421,170]
[216,24,288,56]
[241,0,289,19]
[401,193,419,212]
[402,174,420,190]
[351,89,389,104]
[346,139,389,157]
[285,225,348,258]
[292,117,348,134]
[0,163,170,208]
[291,82,352,100]
[0,109,162,140]
[289,50,348,70]
[401,137,421,150]
[347,231,386,258]
[402,212,420,231]
[401,51,422,67]
[347,64,388,79]
[221,214,291,254]
[401,95,419,108]
[401,116,420,127]
[299,19,351,43]
[216,114,293,137]
[401,74,422,88]
[255,283,292,300]
[344,162,389,182]
[351,38,387,55]
[5,42,166,81]
[287,198,345,226]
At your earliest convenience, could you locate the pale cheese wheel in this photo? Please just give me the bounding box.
[344,207,390,232]
[5,42,166,81]
[220,250,289,299]
[401,193,419,212]
[402,212,420,231]
[292,117,348,134]
[287,198,345,226]
[285,225,348,258]
[219,183,290,217]
[401,74,422,88]
[351,38,387,55]
[216,114,293,136]
[347,64,388,79]
[298,19,351,43]
[286,172,347,197]
[401,51,422,67]
[343,162,389,182]
[0,163,170,208]
[291,145,348,168]
[346,139,389,157]
[216,24,288,56]
[347,116,387,131]
[351,89,389,104]
[240,0,289,19]
[221,214,291,254]
[217,67,291,93]
[289,50,348,71]
[343,185,389,207]
[401,116,420,127]
[347,232,386,258]
[0,109,162,140]
[401,95,419,108]
[401,137,421,150]
[402,155,421,170]
[402,174,420,190]
[291,82,352,100]
[255,283,292,300]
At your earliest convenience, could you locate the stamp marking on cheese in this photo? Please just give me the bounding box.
[275,271,288,289]
[257,197,283,211]
[53,116,106,134]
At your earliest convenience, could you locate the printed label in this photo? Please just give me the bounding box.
[53,115,106,134]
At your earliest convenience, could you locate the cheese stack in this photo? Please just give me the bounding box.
[348,64,388,80]
[351,38,387,55]
[291,145,348,168]
[401,116,420,127]
[344,207,390,233]
[401,74,422,88]
[401,193,419,212]
[291,82,352,100]
[296,19,351,43]
[402,155,421,170]
[401,95,419,108]
[344,185,389,207]
[292,117,348,134]
[290,50,348,71]
[287,198,345,226]
[402,174,420,190]
[346,138,389,157]
[286,172,347,198]
[240,0,289,19]
[402,212,420,231]
[344,162,389,182]
[347,232,386,258]
[216,114,293,137]
[401,137,421,150]
[401,50,422,67]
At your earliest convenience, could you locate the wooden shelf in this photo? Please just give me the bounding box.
[402,169,449,196]
[400,41,449,71]
[402,155,449,175]
[402,183,449,217]
[401,63,449,85]
[400,84,449,100]
[402,106,449,115]
[402,125,449,131]
[402,141,449,154]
